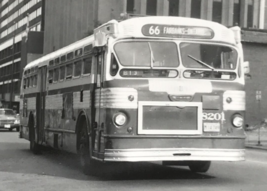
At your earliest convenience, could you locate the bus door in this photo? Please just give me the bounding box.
[93,48,105,153]
[36,66,47,143]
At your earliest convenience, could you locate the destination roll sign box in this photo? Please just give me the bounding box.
[142,24,214,39]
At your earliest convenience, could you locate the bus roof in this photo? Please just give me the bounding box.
[24,35,94,70]
[25,16,238,71]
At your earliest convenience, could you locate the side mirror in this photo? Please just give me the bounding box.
[243,61,251,79]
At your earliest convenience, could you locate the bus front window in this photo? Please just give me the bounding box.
[114,41,179,67]
[180,42,238,80]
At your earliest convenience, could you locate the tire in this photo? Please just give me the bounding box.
[189,161,211,173]
[78,121,98,175]
[8,128,13,132]
[29,117,41,155]
[16,127,19,132]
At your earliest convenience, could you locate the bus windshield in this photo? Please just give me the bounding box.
[114,41,179,67]
[180,42,238,70]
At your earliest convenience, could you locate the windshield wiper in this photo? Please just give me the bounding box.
[148,42,155,69]
[187,54,217,72]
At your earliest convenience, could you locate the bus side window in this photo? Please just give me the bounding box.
[53,68,59,82]
[23,78,26,89]
[110,53,119,76]
[83,57,92,75]
[33,75,37,87]
[59,66,65,80]
[66,63,73,79]
[26,78,30,88]
[67,52,74,60]
[74,60,82,77]
[29,76,33,87]
[48,70,53,84]
[84,44,92,54]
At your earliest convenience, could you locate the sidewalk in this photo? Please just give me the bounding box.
[245,127,267,151]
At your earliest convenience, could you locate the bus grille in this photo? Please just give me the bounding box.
[138,102,202,135]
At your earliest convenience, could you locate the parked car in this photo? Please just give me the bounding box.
[0,108,20,131]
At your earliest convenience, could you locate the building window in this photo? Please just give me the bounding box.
[233,0,240,26]
[169,0,179,16]
[127,0,135,14]
[247,0,253,28]
[14,81,20,93]
[37,23,41,31]
[212,0,222,23]
[146,0,157,15]
[191,0,201,18]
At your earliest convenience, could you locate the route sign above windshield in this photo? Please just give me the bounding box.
[142,24,214,39]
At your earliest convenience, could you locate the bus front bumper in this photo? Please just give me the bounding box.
[103,148,245,162]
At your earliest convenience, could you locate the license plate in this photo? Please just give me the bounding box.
[204,122,220,132]
[4,124,11,128]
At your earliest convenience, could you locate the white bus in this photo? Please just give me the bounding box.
[20,16,247,174]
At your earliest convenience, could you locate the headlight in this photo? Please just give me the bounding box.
[114,113,127,126]
[232,114,243,128]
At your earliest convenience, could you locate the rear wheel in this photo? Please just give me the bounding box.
[29,116,41,155]
[189,161,211,173]
[78,121,98,175]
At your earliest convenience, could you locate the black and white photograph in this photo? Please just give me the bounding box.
[0,0,266,190]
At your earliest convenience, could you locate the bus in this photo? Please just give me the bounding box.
[20,16,247,174]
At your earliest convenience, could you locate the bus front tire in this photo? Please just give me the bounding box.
[188,161,211,173]
[78,122,98,175]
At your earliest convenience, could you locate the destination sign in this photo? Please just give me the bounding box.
[142,24,214,39]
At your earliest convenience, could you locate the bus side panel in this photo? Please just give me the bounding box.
[20,96,37,141]
[42,88,92,154]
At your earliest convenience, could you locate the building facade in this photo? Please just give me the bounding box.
[0,0,43,111]
[0,0,267,123]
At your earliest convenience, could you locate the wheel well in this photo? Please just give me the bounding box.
[76,113,88,151]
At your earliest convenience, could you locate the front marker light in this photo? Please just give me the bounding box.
[232,114,244,128]
[114,113,127,126]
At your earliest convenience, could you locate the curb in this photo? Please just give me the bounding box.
[245,145,267,151]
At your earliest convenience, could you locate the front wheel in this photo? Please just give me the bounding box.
[78,121,99,175]
[188,161,211,173]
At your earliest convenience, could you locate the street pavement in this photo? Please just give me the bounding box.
[1,129,267,190]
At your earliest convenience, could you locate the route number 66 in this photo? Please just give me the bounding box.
[149,26,160,35]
